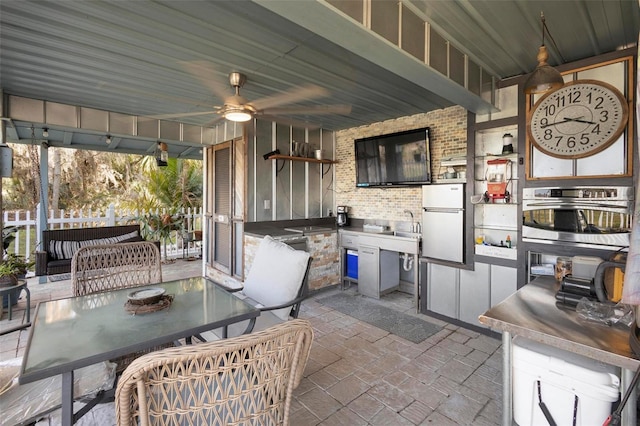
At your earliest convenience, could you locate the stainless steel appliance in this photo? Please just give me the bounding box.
[421,184,464,262]
[522,186,633,250]
[336,205,349,227]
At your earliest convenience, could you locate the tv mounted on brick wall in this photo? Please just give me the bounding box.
[355,127,431,187]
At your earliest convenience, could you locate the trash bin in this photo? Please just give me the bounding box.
[512,337,620,426]
[346,250,358,279]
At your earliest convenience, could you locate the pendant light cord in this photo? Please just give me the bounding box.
[541,12,566,64]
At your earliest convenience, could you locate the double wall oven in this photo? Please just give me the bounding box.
[522,186,634,251]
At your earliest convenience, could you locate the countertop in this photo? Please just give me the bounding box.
[479,275,640,370]
[245,224,337,239]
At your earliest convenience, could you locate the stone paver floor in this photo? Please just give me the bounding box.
[1,260,502,425]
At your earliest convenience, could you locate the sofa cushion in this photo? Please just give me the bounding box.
[78,230,140,248]
[49,240,81,260]
[243,235,310,320]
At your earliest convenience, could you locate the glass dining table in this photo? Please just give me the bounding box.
[19,277,260,426]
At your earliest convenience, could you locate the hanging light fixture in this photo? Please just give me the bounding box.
[523,12,565,95]
[42,128,49,138]
[156,142,168,167]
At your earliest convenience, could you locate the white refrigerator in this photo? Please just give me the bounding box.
[421,184,464,263]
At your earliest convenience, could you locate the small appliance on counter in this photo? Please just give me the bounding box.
[554,256,604,308]
[336,206,349,227]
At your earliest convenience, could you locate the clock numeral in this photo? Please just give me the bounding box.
[587,93,604,109]
[592,124,601,135]
[580,134,590,145]
[543,104,556,116]
[599,110,609,122]
[568,91,581,103]
[540,117,548,127]
[554,136,563,147]
[556,95,565,108]
[544,129,553,140]
[566,136,576,148]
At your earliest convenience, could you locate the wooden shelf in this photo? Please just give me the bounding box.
[269,154,337,164]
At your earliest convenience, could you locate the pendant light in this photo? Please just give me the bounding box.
[156,142,168,167]
[523,12,564,95]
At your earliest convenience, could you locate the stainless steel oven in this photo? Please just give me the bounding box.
[522,186,633,250]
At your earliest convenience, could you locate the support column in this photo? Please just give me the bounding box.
[37,142,49,283]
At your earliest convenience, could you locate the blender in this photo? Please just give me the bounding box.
[336,206,349,227]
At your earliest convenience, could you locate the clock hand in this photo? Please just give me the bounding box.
[563,117,596,125]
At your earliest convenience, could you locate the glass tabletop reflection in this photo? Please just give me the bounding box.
[20,277,259,383]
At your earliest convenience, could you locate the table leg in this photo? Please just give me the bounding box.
[502,331,512,426]
[621,368,637,426]
[61,370,74,426]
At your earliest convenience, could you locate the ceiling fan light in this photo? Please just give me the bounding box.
[224,109,252,122]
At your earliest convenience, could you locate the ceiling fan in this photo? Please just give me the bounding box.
[150,61,351,127]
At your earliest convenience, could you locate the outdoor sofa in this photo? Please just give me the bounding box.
[35,224,157,276]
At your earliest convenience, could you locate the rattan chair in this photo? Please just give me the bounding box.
[72,241,162,296]
[71,241,166,373]
[115,319,314,426]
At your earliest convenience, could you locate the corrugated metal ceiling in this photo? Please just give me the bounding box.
[0,0,637,156]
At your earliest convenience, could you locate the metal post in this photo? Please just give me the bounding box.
[502,331,512,426]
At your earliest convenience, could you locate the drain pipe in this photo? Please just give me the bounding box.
[402,252,414,271]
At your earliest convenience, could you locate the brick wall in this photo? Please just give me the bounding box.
[335,105,467,222]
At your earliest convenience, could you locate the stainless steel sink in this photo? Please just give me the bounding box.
[284,226,333,235]
[392,231,422,239]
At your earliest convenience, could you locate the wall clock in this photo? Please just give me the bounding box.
[527,79,628,159]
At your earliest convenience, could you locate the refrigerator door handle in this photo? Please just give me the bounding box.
[423,208,463,214]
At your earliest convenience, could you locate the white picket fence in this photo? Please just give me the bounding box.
[3,204,204,262]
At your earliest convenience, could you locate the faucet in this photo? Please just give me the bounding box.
[404,210,415,232]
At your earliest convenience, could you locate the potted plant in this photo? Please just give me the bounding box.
[0,254,34,286]
[0,254,33,308]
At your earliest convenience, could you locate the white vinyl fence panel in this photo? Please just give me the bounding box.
[3,204,203,263]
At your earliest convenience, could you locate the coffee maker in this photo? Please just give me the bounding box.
[336,206,349,227]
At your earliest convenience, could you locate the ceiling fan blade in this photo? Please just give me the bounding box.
[148,110,217,120]
[250,84,329,111]
[258,114,321,129]
[97,81,212,108]
[180,60,231,101]
[263,104,352,116]
[203,114,226,127]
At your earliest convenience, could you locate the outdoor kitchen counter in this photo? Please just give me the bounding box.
[244,229,339,291]
[479,275,639,426]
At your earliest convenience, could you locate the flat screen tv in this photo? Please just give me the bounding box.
[355,127,431,187]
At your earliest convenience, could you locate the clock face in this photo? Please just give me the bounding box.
[527,80,628,159]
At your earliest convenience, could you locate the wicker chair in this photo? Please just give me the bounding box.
[72,241,162,296]
[71,241,166,373]
[115,319,314,426]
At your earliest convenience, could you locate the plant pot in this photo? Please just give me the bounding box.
[0,276,20,308]
[0,275,18,287]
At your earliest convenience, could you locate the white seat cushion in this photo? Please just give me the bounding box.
[242,235,310,320]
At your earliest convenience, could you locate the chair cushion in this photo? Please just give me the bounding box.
[243,235,310,320]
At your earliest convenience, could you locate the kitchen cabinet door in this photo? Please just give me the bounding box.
[490,264,517,306]
[459,263,490,326]
[358,245,379,298]
[427,263,458,318]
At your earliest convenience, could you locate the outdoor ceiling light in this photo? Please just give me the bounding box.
[42,128,49,138]
[105,135,112,144]
[524,12,565,95]
[224,107,252,122]
[156,142,168,167]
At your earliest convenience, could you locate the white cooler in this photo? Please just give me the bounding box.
[513,337,620,426]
